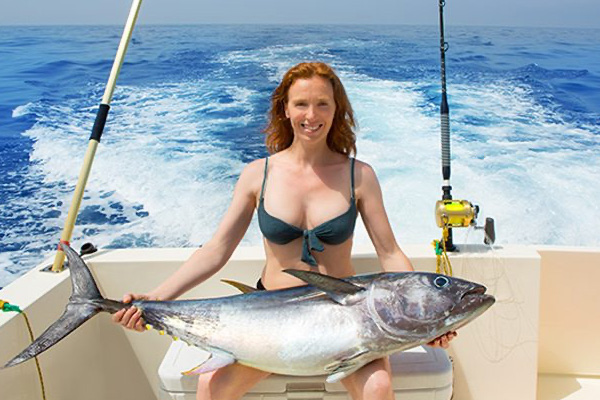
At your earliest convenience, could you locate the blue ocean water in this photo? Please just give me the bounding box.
[0,25,599,288]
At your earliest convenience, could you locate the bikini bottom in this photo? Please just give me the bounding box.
[256,278,267,291]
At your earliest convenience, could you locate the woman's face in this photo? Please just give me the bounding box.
[285,76,336,146]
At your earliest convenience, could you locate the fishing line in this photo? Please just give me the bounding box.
[451,233,539,364]
[0,300,47,400]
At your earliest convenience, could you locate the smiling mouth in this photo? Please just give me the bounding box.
[301,123,323,132]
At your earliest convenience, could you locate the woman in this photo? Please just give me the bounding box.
[114,62,455,400]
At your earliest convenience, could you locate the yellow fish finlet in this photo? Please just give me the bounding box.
[145,324,152,331]
[159,330,166,335]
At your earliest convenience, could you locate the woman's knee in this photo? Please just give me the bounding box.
[196,364,270,400]
[363,369,393,399]
[196,371,224,400]
[342,358,394,400]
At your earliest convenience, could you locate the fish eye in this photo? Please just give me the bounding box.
[434,276,450,289]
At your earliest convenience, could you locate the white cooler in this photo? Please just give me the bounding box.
[159,341,452,400]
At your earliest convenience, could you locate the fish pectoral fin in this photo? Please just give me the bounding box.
[221,279,258,294]
[283,269,365,305]
[324,349,369,382]
[325,361,365,383]
[181,352,236,376]
[326,367,363,383]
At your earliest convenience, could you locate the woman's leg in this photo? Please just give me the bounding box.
[341,357,394,400]
[196,363,271,400]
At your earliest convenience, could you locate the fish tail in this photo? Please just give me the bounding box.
[3,244,126,368]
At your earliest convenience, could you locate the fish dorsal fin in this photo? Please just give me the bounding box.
[283,269,365,305]
[181,351,236,376]
[221,279,258,294]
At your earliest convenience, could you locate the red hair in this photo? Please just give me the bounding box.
[264,62,357,155]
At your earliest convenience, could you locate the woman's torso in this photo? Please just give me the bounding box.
[255,153,358,289]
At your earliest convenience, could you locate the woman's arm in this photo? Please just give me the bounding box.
[113,159,263,330]
[357,161,456,348]
[148,162,260,300]
[355,161,413,273]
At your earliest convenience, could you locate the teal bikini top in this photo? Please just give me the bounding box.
[257,157,358,266]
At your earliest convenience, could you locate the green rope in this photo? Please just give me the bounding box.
[1,300,47,400]
[1,300,22,313]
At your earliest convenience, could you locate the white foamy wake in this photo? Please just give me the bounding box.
[38,80,262,247]
[219,42,600,247]
[3,43,599,288]
[349,73,600,247]
[1,79,265,287]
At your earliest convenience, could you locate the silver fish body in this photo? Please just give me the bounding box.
[3,246,494,382]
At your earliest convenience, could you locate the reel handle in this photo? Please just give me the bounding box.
[483,217,496,245]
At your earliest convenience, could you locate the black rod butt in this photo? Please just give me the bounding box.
[90,104,110,142]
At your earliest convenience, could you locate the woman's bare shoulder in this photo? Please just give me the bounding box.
[353,158,377,181]
[243,158,267,175]
[352,159,382,202]
[235,158,267,195]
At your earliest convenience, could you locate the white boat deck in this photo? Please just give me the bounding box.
[0,244,599,399]
[538,375,600,400]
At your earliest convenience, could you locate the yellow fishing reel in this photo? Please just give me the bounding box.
[435,199,495,245]
[435,199,477,228]
[432,198,495,276]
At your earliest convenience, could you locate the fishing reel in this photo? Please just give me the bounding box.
[435,199,495,246]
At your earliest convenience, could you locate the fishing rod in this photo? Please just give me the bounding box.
[434,0,495,251]
[50,0,143,272]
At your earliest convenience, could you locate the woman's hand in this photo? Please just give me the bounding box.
[112,293,156,332]
[427,331,457,349]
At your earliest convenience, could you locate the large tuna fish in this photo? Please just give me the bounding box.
[3,245,494,382]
